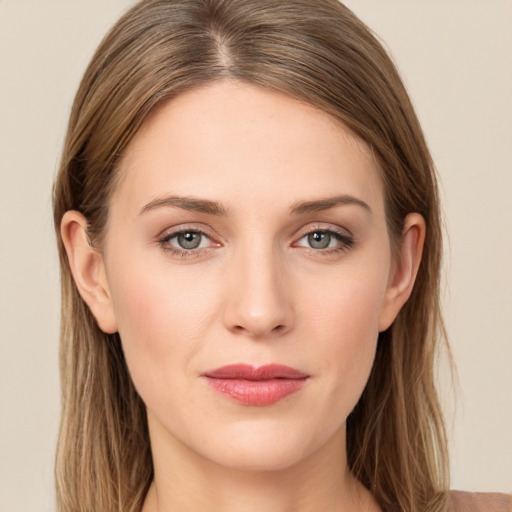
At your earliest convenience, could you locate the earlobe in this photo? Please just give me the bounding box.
[378,213,426,332]
[60,211,118,334]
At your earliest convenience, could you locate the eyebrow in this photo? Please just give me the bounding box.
[139,195,228,216]
[139,193,371,217]
[290,195,372,215]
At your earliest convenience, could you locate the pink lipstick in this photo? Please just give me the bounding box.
[203,364,309,406]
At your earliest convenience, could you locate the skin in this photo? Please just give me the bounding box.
[62,81,425,512]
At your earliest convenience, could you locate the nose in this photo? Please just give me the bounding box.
[222,243,294,339]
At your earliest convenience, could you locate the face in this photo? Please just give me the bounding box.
[96,81,407,472]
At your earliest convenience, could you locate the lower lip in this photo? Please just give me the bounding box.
[205,378,307,406]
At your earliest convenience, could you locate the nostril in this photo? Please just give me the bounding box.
[231,323,288,336]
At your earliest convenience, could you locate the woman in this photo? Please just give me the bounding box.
[52,1,510,511]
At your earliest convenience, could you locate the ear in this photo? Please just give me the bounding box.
[378,213,426,332]
[60,211,118,334]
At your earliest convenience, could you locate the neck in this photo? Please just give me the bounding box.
[142,416,379,512]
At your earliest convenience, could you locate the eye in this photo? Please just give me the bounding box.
[295,228,353,252]
[159,228,218,255]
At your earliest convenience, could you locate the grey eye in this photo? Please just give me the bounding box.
[176,231,203,249]
[307,232,332,249]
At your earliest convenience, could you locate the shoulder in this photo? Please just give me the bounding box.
[449,490,512,512]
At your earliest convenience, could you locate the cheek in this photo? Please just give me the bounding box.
[105,255,220,406]
[300,260,389,414]
[304,256,389,347]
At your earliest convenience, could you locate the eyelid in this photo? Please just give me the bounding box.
[294,223,353,241]
[157,222,219,241]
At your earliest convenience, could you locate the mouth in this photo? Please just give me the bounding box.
[202,364,310,406]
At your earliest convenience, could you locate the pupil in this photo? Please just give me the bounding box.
[308,232,330,249]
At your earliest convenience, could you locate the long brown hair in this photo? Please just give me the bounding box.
[53,1,449,511]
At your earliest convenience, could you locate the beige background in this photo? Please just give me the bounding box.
[0,1,510,510]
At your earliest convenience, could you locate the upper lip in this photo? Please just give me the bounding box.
[203,364,309,381]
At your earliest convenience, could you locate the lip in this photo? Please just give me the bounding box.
[203,364,309,406]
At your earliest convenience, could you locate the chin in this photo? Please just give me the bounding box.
[194,420,339,473]
[206,443,308,473]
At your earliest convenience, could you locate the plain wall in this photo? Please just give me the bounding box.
[0,1,510,510]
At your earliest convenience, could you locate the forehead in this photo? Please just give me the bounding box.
[112,80,384,217]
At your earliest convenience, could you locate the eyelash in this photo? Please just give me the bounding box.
[157,225,354,259]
